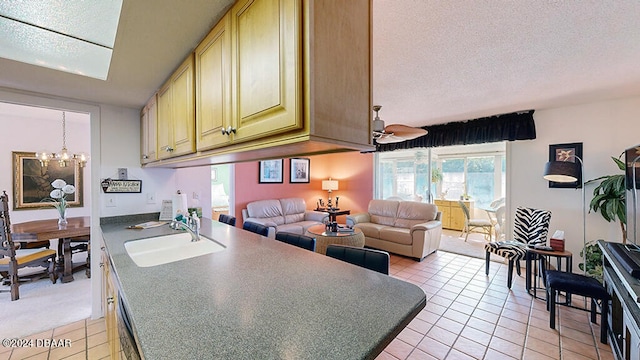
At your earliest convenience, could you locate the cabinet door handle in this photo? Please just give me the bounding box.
[162,145,174,152]
[107,296,114,305]
[142,154,149,159]
[222,126,236,136]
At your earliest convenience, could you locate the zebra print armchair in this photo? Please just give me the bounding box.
[484,207,551,288]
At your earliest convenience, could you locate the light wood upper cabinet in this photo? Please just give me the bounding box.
[145,0,373,168]
[140,94,157,164]
[195,13,232,151]
[156,54,196,159]
[229,0,302,142]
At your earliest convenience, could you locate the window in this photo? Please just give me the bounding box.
[376,143,506,208]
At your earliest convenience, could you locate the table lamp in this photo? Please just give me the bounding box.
[322,178,339,209]
[543,155,585,275]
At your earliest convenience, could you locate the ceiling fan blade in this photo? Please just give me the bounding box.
[384,124,427,140]
[375,134,406,144]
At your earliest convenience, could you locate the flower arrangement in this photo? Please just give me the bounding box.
[41,179,75,225]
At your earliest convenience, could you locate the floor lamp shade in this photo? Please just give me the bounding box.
[543,161,580,183]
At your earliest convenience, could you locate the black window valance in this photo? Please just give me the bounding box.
[375,110,536,152]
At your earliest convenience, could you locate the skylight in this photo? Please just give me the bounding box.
[0,1,123,80]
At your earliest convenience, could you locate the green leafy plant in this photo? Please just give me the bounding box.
[586,156,627,243]
[431,167,443,183]
[579,241,604,282]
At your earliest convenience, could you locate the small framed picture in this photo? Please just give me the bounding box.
[548,142,583,188]
[259,159,283,183]
[290,158,310,183]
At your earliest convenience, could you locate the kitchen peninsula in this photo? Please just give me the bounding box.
[101,217,426,359]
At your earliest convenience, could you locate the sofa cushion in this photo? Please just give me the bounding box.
[368,199,399,226]
[280,198,307,224]
[246,199,285,226]
[379,226,413,245]
[394,202,438,229]
[354,222,388,239]
[278,221,320,235]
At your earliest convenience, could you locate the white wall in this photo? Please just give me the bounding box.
[509,95,640,271]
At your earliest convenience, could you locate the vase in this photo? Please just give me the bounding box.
[58,208,68,226]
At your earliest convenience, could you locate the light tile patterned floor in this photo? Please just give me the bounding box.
[0,317,108,360]
[378,251,615,360]
[1,250,615,359]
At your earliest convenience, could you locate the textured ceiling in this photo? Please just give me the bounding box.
[0,1,639,128]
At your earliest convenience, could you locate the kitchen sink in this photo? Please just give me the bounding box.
[124,233,225,267]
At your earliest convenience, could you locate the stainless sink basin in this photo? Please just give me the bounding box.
[124,233,225,267]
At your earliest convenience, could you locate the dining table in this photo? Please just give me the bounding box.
[11,216,91,283]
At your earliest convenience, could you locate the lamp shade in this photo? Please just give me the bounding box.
[322,179,339,191]
[543,161,580,183]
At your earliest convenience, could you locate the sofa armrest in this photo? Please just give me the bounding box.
[304,210,329,223]
[346,213,370,227]
[410,220,442,233]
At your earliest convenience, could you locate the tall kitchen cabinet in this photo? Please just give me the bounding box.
[157,54,196,160]
[140,94,157,164]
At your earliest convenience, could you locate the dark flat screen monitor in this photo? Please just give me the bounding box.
[625,145,640,244]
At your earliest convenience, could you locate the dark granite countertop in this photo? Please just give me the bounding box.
[101,216,426,359]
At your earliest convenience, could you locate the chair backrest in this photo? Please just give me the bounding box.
[513,207,551,246]
[275,232,316,251]
[326,245,390,275]
[0,191,17,260]
[218,214,236,226]
[458,201,471,221]
[242,221,269,236]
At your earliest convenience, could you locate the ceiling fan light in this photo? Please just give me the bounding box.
[373,119,385,132]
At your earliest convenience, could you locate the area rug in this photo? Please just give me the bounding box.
[0,257,92,339]
[438,230,504,263]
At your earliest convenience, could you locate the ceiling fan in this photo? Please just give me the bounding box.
[372,105,427,144]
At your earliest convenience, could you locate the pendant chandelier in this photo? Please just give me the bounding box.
[35,111,88,168]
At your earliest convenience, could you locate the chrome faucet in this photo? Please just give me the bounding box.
[170,215,200,241]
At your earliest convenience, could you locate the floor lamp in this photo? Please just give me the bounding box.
[543,155,586,275]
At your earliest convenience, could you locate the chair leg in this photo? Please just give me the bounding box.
[507,259,514,288]
[601,298,609,344]
[485,250,491,275]
[9,269,19,301]
[550,288,557,329]
[48,258,57,284]
[590,298,597,323]
[515,260,521,276]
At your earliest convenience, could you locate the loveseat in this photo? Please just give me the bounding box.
[346,199,442,261]
[241,198,328,238]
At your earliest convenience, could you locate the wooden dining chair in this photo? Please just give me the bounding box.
[0,191,57,301]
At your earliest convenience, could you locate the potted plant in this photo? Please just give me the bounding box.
[579,156,626,282]
[586,156,627,243]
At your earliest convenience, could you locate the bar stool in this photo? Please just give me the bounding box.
[546,270,610,344]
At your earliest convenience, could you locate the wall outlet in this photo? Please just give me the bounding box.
[118,168,128,180]
[192,191,200,200]
[146,192,157,204]
[105,195,117,207]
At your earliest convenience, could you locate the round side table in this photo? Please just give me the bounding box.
[305,225,365,255]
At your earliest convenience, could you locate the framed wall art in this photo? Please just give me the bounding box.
[259,159,284,183]
[290,158,310,183]
[548,142,583,188]
[12,151,83,210]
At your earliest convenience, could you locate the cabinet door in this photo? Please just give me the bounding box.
[140,95,157,164]
[156,83,173,159]
[435,200,451,228]
[195,14,232,151]
[450,206,466,231]
[230,0,302,142]
[102,254,121,359]
[171,55,196,156]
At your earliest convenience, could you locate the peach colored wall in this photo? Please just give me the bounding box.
[234,152,374,225]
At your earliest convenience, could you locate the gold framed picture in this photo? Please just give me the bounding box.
[12,151,83,210]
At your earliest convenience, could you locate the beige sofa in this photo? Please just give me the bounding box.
[346,199,442,261]
[241,198,328,238]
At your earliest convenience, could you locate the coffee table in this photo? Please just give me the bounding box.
[305,224,365,255]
